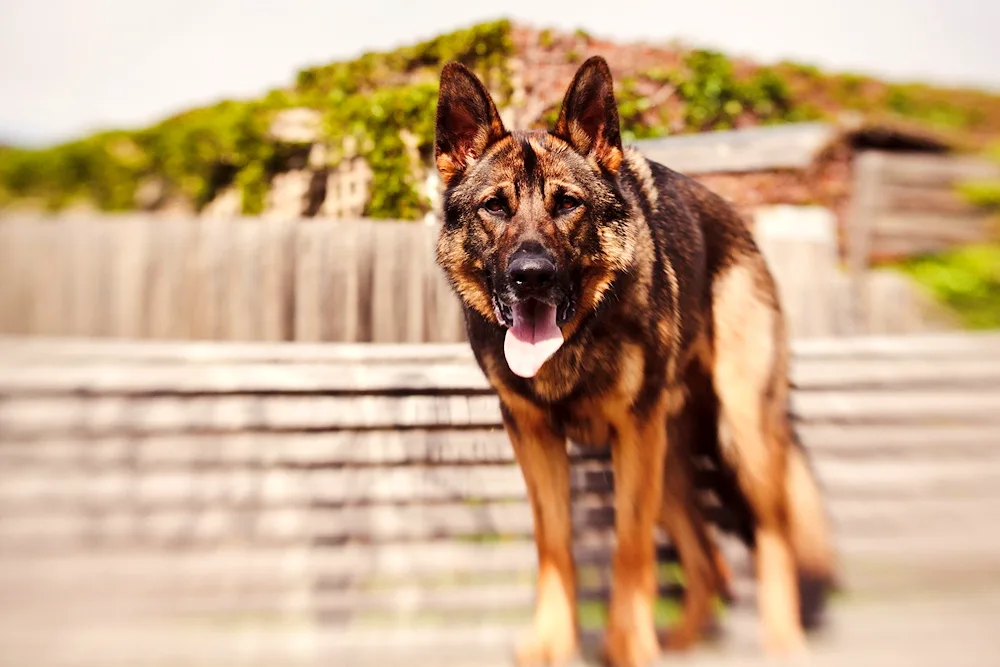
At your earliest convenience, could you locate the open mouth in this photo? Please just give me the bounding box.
[493,295,574,379]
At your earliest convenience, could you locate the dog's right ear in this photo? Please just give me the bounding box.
[435,62,507,187]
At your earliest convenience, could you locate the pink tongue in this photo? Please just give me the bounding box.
[504,301,564,378]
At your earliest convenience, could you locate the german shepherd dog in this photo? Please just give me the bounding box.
[432,56,837,667]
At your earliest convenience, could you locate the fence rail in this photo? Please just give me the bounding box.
[0,215,465,344]
[0,202,972,344]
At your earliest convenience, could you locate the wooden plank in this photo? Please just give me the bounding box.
[796,424,1000,458]
[0,429,515,466]
[873,213,992,244]
[877,152,1000,188]
[108,217,152,339]
[791,389,1000,423]
[880,183,981,217]
[143,219,192,339]
[3,332,1000,365]
[0,362,492,394]
[4,424,1000,469]
[316,593,1000,667]
[224,220,262,340]
[0,221,32,335]
[0,394,506,434]
[4,355,1000,395]
[260,219,295,342]
[351,222,376,342]
[3,456,1000,509]
[0,338,475,364]
[845,150,883,335]
[4,387,999,436]
[292,221,324,342]
[34,220,70,335]
[3,496,996,549]
[325,220,361,342]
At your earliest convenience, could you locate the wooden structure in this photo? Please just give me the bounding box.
[1,332,1000,666]
[0,213,959,344]
[635,121,1000,262]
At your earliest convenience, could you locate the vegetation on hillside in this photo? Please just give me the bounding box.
[3,20,1000,219]
[0,21,514,218]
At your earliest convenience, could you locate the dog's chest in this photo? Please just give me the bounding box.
[552,402,615,450]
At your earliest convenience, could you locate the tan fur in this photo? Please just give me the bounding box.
[710,259,806,652]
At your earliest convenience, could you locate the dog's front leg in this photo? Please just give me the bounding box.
[499,391,578,666]
[604,391,672,667]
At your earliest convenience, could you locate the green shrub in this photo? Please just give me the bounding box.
[898,243,1000,330]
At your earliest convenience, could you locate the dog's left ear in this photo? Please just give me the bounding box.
[553,56,623,173]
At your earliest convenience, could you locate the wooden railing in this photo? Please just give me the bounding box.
[1,332,999,666]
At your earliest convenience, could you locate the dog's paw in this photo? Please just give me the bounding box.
[514,626,578,666]
[602,623,659,667]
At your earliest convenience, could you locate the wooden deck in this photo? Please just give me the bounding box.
[1,332,999,666]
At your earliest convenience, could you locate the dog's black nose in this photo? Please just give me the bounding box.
[508,254,556,292]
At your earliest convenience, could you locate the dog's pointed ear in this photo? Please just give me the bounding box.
[435,62,507,187]
[553,56,623,173]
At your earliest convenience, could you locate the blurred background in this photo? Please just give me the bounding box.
[1,2,999,666]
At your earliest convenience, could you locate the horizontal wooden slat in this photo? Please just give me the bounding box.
[0,362,494,395]
[791,389,1000,424]
[3,388,999,436]
[0,429,516,466]
[879,183,981,216]
[317,593,1000,667]
[4,424,1000,469]
[795,424,1000,458]
[0,541,654,585]
[2,455,999,512]
[7,593,1000,667]
[3,332,1000,367]
[3,495,996,549]
[877,153,1000,188]
[3,356,1000,395]
[0,337,475,364]
[0,394,506,434]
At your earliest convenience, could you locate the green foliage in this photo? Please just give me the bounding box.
[295,20,513,102]
[323,83,440,219]
[958,180,1000,211]
[956,141,1000,215]
[0,20,515,219]
[0,132,146,211]
[4,19,1000,220]
[898,243,1000,330]
[137,99,277,210]
[885,83,983,130]
[671,51,817,132]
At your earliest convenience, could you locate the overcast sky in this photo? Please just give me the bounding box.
[1,0,998,146]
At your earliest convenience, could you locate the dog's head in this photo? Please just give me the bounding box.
[434,56,639,379]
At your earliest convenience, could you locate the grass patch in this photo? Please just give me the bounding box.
[894,242,1000,330]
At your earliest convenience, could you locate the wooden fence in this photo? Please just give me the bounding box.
[845,151,1000,333]
[848,151,1000,263]
[0,210,961,344]
[0,215,465,344]
[1,332,1000,666]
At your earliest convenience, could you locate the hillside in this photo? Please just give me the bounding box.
[3,19,1000,220]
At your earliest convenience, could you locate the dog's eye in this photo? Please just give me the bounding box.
[558,195,580,212]
[483,198,504,214]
